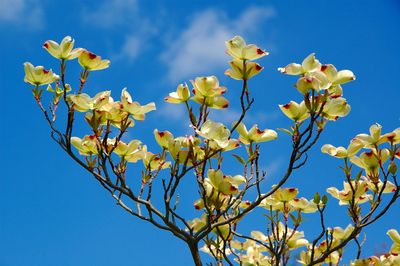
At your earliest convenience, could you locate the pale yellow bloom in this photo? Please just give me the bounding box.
[234,122,277,145]
[191,93,229,109]
[225,36,268,61]
[164,83,190,103]
[206,169,245,195]
[295,71,330,94]
[121,88,156,120]
[225,59,263,80]
[71,135,98,156]
[290,197,318,213]
[278,53,321,75]
[43,36,83,60]
[153,129,174,149]
[197,120,230,149]
[388,229,400,254]
[354,124,399,147]
[322,97,351,120]
[321,139,364,158]
[363,177,396,194]
[327,180,372,205]
[107,138,143,161]
[78,50,110,71]
[191,76,226,97]
[68,91,111,112]
[320,64,356,86]
[279,100,310,122]
[24,62,59,86]
[350,149,390,180]
[141,145,171,171]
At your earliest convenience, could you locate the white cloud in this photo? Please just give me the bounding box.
[262,158,284,179]
[208,108,280,126]
[156,103,187,121]
[83,0,158,62]
[160,6,276,83]
[0,0,43,29]
[82,0,138,28]
[112,20,158,61]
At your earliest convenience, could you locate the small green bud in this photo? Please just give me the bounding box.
[313,192,321,204]
[388,161,397,175]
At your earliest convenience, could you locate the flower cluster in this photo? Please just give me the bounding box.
[323,124,399,190]
[278,53,355,123]
[24,35,399,266]
[224,36,268,80]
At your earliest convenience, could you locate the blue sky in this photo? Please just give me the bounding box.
[1,0,400,265]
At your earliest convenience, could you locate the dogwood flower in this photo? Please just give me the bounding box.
[141,145,171,171]
[321,139,364,158]
[192,93,229,109]
[320,64,356,86]
[272,186,299,202]
[279,54,356,96]
[86,99,135,129]
[206,169,245,195]
[68,91,111,112]
[319,64,355,97]
[295,71,330,94]
[225,59,263,80]
[24,62,59,86]
[268,222,309,250]
[121,88,156,120]
[330,224,354,247]
[381,127,400,145]
[191,76,226,97]
[231,239,271,266]
[43,36,83,60]
[188,215,231,239]
[208,138,240,152]
[298,246,340,266]
[354,124,397,148]
[351,254,400,266]
[387,229,400,254]
[363,177,396,194]
[107,138,142,161]
[197,120,230,149]
[225,36,268,61]
[71,135,98,156]
[200,239,232,259]
[279,100,310,122]
[327,180,371,205]
[164,83,190,103]
[350,149,390,180]
[290,197,319,213]
[78,50,110,71]
[154,133,204,165]
[322,97,351,120]
[234,122,278,145]
[278,53,321,75]
[154,130,174,149]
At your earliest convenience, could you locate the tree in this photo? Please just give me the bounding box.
[24,35,400,265]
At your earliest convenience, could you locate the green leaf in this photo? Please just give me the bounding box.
[289,213,298,224]
[355,170,363,181]
[232,154,245,165]
[277,128,293,136]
